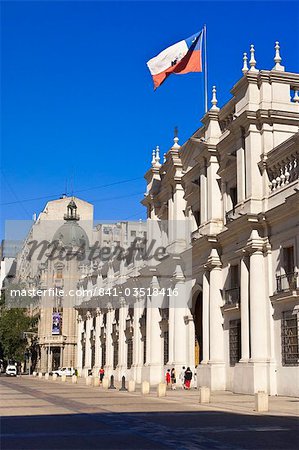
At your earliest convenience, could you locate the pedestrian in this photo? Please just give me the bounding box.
[171,368,176,390]
[179,366,185,389]
[99,366,105,383]
[165,369,171,387]
[184,367,193,390]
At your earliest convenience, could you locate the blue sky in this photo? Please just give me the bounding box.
[1,1,299,239]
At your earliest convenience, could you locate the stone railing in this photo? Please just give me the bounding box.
[268,156,298,192]
[266,135,299,194]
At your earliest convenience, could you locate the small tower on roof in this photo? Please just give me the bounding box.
[64,199,80,221]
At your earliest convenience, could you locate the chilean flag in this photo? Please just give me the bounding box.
[147,30,203,90]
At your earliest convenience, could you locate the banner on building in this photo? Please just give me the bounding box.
[52,312,61,335]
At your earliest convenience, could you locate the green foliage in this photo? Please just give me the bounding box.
[0,306,34,362]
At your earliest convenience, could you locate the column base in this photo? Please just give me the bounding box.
[142,363,163,386]
[233,361,273,394]
[131,364,143,384]
[197,362,226,390]
[115,364,128,382]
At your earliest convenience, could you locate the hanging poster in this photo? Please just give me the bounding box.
[52,312,61,335]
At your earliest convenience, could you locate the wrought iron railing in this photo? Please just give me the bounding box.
[276,272,299,293]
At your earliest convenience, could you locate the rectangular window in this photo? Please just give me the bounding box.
[229,319,241,366]
[230,186,238,209]
[277,246,297,292]
[230,265,239,288]
[101,344,106,368]
[163,331,169,365]
[127,338,133,369]
[113,341,118,370]
[281,310,299,366]
[283,246,294,274]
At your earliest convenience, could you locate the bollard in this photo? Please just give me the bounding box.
[119,376,128,391]
[199,386,210,403]
[72,375,78,384]
[141,381,150,395]
[52,373,58,381]
[38,372,43,379]
[33,371,37,377]
[86,376,92,386]
[128,380,136,392]
[93,377,100,387]
[109,375,116,390]
[44,373,49,381]
[61,374,67,382]
[255,391,269,412]
[157,382,167,397]
[102,378,109,389]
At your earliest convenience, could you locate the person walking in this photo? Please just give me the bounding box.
[179,366,186,389]
[99,367,105,384]
[184,367,193,390]
[165,369,171,388]
[171,368,176,390]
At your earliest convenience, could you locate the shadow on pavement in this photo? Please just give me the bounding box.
[1,410,299,450]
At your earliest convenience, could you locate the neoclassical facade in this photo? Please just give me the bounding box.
[11,195,146,373]
[76,43,299,395]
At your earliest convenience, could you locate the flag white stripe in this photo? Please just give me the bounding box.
[146,40,188,76]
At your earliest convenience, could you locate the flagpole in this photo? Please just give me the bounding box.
[203,24,208,113]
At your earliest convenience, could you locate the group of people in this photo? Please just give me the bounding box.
[98,365,194,389]
[165,366,193,390]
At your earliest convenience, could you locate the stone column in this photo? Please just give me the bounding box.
[117,298,128,379]
[132,300,144,383]
[105,305,114,373]
[240,255,250,361]
[84,311,92,370]
[144,277,163,385]
[248,231,268,361]
[207,153,222,223]
[172,265,188,368]
[202,271,210,363]
[200,165,207,224]
[94,308,102,372]
[76,315,84,374]
[208,250,224,363]
[198,248,225,390]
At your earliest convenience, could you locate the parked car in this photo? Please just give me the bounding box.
[6,365,17,377]
[51,367,75,377]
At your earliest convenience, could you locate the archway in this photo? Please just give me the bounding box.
[193,292,203,365]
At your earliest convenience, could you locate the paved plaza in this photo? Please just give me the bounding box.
[0,376,298,450]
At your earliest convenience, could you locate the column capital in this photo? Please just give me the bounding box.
[119,297,127,308]
[107,302,114,312]
[245,229,265,254]
[172,263,185,282]
[205,248,222,270]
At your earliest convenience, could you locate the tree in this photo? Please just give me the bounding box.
[0,292,36,362]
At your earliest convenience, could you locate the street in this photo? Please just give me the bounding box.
[1,377,298,450]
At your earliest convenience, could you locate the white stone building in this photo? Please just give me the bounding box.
[76,43,299,396]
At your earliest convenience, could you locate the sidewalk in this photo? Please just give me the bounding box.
[30,375,299,417]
